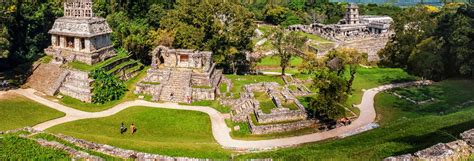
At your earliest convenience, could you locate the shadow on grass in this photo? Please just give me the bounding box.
[390,119,474,156]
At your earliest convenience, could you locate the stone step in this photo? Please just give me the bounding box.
[26,63,63,96]
[59,86,92,102]
[64,77,93,87]
[61,83,92,93]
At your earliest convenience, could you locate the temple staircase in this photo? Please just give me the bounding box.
[26,63,67,96]
[58,70,93,102]
[159,71,192,102]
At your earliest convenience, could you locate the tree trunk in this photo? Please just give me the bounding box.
[281,65,286,76]
[232,62,237,75]
[346,67,357,94]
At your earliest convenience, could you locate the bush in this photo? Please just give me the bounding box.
[91,69,126,104]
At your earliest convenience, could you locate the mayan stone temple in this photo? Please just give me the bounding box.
[44,0,115,65]
[26,0,129,103]
[288,3,393,60]
[134,46,223,103]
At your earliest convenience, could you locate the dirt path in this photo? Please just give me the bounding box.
[12,80,430,150]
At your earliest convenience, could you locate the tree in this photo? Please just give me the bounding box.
[327,48,367,94]
[378,6,437,68]
[107,12,151,63]
[264,5,289,25]
[308,69,348,120]
[270,28,306,76]
[91,69,126,104]
[159,2,256,74]
[407,37,445,80]
[0,27,9,58]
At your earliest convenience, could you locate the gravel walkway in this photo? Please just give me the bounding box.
[12,80,430,150]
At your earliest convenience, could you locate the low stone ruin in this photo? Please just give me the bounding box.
[224,82,316,135]
[384,129,474,161]
[135,46,222,103]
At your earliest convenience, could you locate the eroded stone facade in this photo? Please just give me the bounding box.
[44,0,115,65]
[135,46,222,103]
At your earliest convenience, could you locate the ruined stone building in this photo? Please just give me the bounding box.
[26,0,132,103]
[44,0,115,65]
[288,3,393,60]
[135,46,223,103]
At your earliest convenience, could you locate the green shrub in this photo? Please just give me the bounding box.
[91,69,126,104]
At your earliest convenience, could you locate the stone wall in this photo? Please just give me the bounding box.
[59,69,93,102]
[255,109,307,124]
[192,88,215,101]
[134,83,162,96]
[248,118,316,135]
[385,129,474,161]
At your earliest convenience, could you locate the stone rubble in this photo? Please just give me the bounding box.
[55,134,206,160]
[384,128,474,161]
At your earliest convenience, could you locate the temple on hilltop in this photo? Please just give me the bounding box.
[287,3,393,61]
[135,46,223,103]
[26,0,143,103]
[288,3,393,42]
[44,0,115,65]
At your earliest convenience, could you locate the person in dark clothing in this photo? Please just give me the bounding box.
[120,122,127,134]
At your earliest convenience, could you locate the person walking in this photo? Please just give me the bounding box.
[120,122,126,134]
[130,123,136,135]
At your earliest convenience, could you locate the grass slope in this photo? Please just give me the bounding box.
[47,106,230,159]
[238,79,474,160]
[0,93,65,131]
[0,134,69,160]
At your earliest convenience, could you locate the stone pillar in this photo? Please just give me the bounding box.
[74,38,81,51]
[84,39,91,52]
[51,35,57,47]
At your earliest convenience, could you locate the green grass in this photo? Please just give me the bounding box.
[238,79,474,160]
[67,61,95,71]
[47,106,230,159]
[295,31,333,43]
[65,52,129,72]
[0,93,65,131]
[346,67,418,114]
[258,24,273,35]
[257,56,303,67]
[57,67,148,112]
[393,86,444,102]
[31,133,118,160]
[225,74,284,98]
[254,92,277,114]
[183,100,231,113]
[0,134,69,160]
[39,55,52,64]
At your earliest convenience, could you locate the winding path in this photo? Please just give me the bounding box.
[9,80,429,150]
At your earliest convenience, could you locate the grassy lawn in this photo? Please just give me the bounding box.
[182,100,231,113]
[56,67,148,112]
[295,31,333,44]
[225,74,284,98]
[46,106,230,159]
[254,92,276,114]
[257,56,303,67]
[0,93,65,131]
[346,67,418,114]
[0,133,69,160]
[238,79,474,160]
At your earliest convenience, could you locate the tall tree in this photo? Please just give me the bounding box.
[159,2,256,74]
[270,28,306,76]
[309,69,348,120]
[327,48,367,94]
